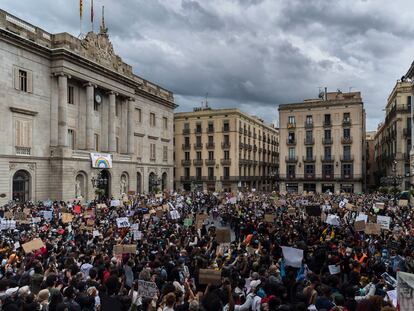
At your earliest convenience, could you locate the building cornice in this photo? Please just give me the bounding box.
[278,99,363,111]
[9,107,38,116]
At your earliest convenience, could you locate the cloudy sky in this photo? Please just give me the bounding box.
[3,0,414,130]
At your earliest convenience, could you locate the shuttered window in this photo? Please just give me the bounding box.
[13,66,33,93]
[15,119,32,148]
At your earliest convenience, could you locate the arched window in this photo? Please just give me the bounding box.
[12,170,30,202]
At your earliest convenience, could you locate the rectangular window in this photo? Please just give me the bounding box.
[184,152,190,160]
[343,112,350,122]
[163,146,168,161]
[15,119,32,149]
[324,114,331,123]
[223,167,230,177]
[184,122,189,129]
[68,86,74,104]
[163,117,168,130]
[208,167,214,178]
[306,147,313,159]
[305,164,314,174]
[323,164,333,176]
[184,137,190,146]
[287,165,295,177]
[305,130,313,141]
[150,113,156,127]
[288,147,295,158]
[342,164,353,176]
[343,145,351,159]
[224,135,229,143]
[223,121,230,132]
[224,150,230,160]
[94,134,99,151]
[135,108,142,123]
[196,136,202,145]
[184,167,190,178]
[136,136,143,158]
[208,135,214,143]
[196,123,202,133]
[408,96,412,111]
[306,115,313,125]
[67,129,75,149]
[196,151,202,160]
[19,70,27,92]
[288,116,295,124]
[324,129,331,139]
[196,167,202,178]
[150,143,156,160]
[343,128,350,138]
[324,146,331,159]
[208,122,214,132]
[288,132,295,143]
[208,151,214,160]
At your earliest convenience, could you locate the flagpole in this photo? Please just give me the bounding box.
[79,0,83,36]
[91,0,94,32]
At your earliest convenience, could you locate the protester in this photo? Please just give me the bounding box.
[0,190,408,310]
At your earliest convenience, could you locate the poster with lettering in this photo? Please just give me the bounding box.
[116,217,130,228]
[138,280,158,298]
[377,215,391,230]
[397,272,414,311]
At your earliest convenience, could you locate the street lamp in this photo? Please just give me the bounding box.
[380,160,403,204]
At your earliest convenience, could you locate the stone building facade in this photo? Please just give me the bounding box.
[0,10,176,205]
[174,107,279,192]
[373,80,412,190]
[278,91,366,194]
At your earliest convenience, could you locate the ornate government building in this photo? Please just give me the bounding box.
[0,10,176,204]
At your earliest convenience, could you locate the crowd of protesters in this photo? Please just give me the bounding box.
[0,190,411,311]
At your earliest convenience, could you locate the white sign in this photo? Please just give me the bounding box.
[397,272,414,311]
[14,242,20,250]
[137,280,158,298]
[377,215,391,230]
[326,215,340,226]
[170,210,180,220]
[116,217,130,228]
[281,246,303,268]
[0,220,16,230]
[133,230,142,241]
[90,153,112,169]
[328,265,340,275]
[355,213,368,223]
[42,211,53,220]
[130,223,139,231]
[93,230,100,237]
[110,200,121,207]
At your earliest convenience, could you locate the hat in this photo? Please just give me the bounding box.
[5,287,19,297]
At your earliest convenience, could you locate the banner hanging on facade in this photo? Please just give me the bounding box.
[90,153,112,169]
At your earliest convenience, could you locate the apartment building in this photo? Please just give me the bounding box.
[278,91,366,193]
[373,80,412,190]
[174,107,279,192]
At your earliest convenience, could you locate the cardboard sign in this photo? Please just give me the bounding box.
[96,204,107,209]
[87,219,95,226]
[23,208,31,215]
[377,215,391,230]
[199,269,221,285]
[354,220,366,232]
[397,272,414,311]
[215,228,231,243]
[137,280,158,298]
[133,230,142,240]
[375,202,385,210]
[264,214,275,223]
[306,205,321,217]
[398,199,408,207]
[196,214,208,229]
[345,203,358,212]
[116,217,130,228]
[61,213,73,224]
[22,238,45,253]
[113,244,137,254]
[156,209,163,218]
[162,204,169,212]
[281,246,303,268]
[287,208,296,215]
[365,223,381,235]
[4,212,13,219]
[14,212,27,221]
[329,265,341,274]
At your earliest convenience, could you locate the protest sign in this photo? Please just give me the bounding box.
[374,202,385,210]
[133,230,142,240]
[74,205,81,214]
[130,223,139,231]
[398,199,408,207]
[397,272,414,311]
[355,213,368,223]
[92,230,100,237]
[22,238,45,253]
[281,246,303,268]
[110,200,121,207]
[368,214,377,223]
[365,223,381,235]
[328,265,340,275]
[306,205,321,217]
[216,228,231,243]
[42,210,53,220]
[113,244,137,254]
[184,218,193,227]
[87,219,95,226]
[264,214,275,223]
[354,220,366,232]
[198,269,222,285]
[345,203,358,212]
[229,197,237,204]
[287,208,296,215]
[382,272,397,288]
[61,213,73,224]
[377,215,391,230]
[14,241,20,250]
[14,212,26,221]
[116,217,130,228]
[0,219,16,230]
[23,208,31,215]
[138,280,158,298]
[96,203,107,209]
[4,211,13,219]
[326,215,340,226]
[387,289,397,308]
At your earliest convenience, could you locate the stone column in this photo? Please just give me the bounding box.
[108,91,116,152]
[120,99,128,154]
[85,83,95,150]
[127,98,135,154]
[58,74,69,147]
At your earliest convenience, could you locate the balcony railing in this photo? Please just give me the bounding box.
[221,159,232,165]
[286,139,296,145]
[322,174,334,180]
[15,147,31,155]
[194,143,203,150]
[321,155,335,162]
[182,128,190,135]
[285,156,298,162]
[302,156,316,162]
[205,159,216,166]
[207,127,214,133]
[222,126,230,132]
[304,122,313,129]
[239,143,244,149]
[341,155,354,161]
[341,136,353,144]
[323,120,332,127]
[322,137,333,144]
[304,173,315,179]
[206,142,215,149]
[342,174,353,179]
[195,128,202,134]
[286,174,296,180]
[182,144,191,150]
[180,176,195,181]
[304,138,314,145]
[342,119,351,126]
[221,142,231,149]
[181,159,191,166]
[206,176,216,181]
[193,159,203,166]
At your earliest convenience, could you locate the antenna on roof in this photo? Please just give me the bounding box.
[204,92,209,108]
[318,87,325,100]
[348,86,353,92]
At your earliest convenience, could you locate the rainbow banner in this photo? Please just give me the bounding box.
[90,153,112,169]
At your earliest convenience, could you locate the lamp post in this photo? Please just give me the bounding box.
[380,160,403,205]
